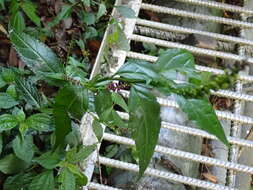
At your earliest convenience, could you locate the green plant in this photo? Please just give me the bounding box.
[6,26,236,183]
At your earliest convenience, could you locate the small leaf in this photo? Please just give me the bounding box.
[1,68,16,83]
[58,168,75,190]
[128,85,161,177]
[26,113,53,131]
[0,93,19,109]
[64,163,87,185]
[66,145,96,163]
[48,5,73,28]
[15,78,42,109]
[28,170,55,190]
[34,151,61,169]
[0,114,18,132]
[6,84,17,99]
[115,6,136,18]
[175,95,229,146]
[83,12,96,25]
[105,144,118,158]
[92,119,103,141]
[13,135,34,163]
[82,0,90,6]
[0,154,28,174]
[97,3,106,20]
[20,1,41,27]
[111,92,129,112]
[0,75,6,88]
[9,31,63,73]
[12,107,26,122]
[9,11,25,32]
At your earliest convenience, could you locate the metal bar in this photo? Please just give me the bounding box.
[136,19,253,46]
[123,51,253,82]
[99,157,238,190]
[120,90,253,125]
[130,34,253,63]
[117,111,253,148]
[141,3,253,28]
[103,133,253,174]
[173,0,253,14]
[88,182,122,190]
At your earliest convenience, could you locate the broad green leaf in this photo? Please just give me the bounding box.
[175,95,229,146]
[55,85,89,119]
[9,31,63,73]
[58,168,75,190]
[13,135,34,163]
[6,84,17,99]
[115,6,136,18]
[53,106,71,147]
[0,114,18,132]
[26,113,53,131]
[156,49,199,81]
[20,1,41,27]
[12,107,26,122]
[64,162,87,185]
[111,92,129,112]
[34,151,61,169]
[128,85,161,177]
[0,154,28,174]
[84,26,98,39]
[66,145,96,163]
[28,170,55,190]
[97,3,106,20]
[48,5,73,28]
[95,90,113,121]
[92,119,103,141]
[0,93,19,109]
[15,78,42,109]
[66,65,88,82]
[4,172,34,190]
[116,60,158,83]
[83,12,96,25]
[9,11,25,33]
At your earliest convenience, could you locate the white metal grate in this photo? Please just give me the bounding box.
[82,0,253,189]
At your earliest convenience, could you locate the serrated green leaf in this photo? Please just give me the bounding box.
[66,144,96,163]
[128,85,161,178]
[97,3,106,20]
[175,95,229,146]
[4,172,34,190]
[20,1,41,27]
[34,151,61,169]
[48,5,73,28]
[111,92,129,112]
[15,78,42,109]
[26,113,53,131]
[58,168,75,190]
[115,6,136,18]
[64,163,87,185]
[13,135,34,163]
[92,119,103,141]
[9,11,25,32]
[55,84,89,119]
[28,170,55,190]
[0,154,28,174]
[9,31,63,73]
[0,114,18,132]
[0,93,19,109]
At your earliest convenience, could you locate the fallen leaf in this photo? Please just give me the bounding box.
[202,173,218,183]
